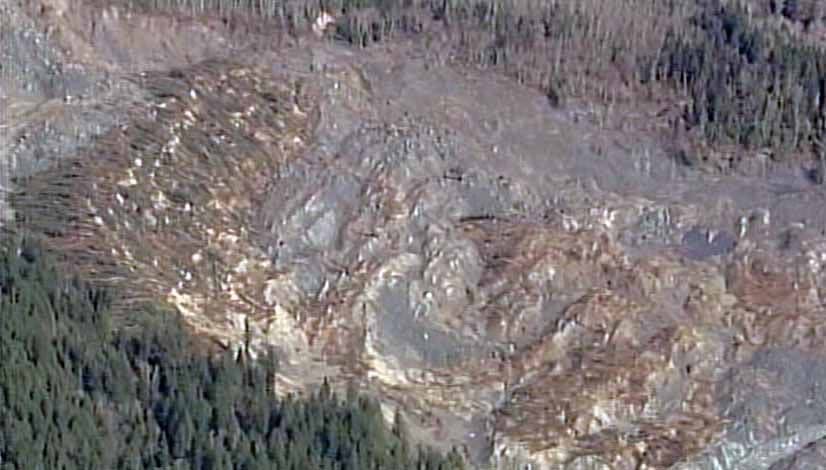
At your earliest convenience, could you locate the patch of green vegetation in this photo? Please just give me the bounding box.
[657,0,826,160]
[0,234,465,470]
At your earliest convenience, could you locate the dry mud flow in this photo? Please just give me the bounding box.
[5,1,826,469]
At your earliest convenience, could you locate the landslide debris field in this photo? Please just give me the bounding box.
[5,0,826,468]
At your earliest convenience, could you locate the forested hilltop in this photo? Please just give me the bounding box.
[108,0,826,173]
[0,235,464,470]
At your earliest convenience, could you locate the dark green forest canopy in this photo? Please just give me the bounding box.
[657,0,826,158]
[0,235,464,470]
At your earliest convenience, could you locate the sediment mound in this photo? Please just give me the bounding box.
[6,1,826,468]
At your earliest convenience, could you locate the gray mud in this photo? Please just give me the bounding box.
[5,2,826,468]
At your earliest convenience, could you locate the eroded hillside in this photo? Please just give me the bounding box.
[5,0,826,469]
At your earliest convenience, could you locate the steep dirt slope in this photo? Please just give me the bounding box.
[5,1,826,469]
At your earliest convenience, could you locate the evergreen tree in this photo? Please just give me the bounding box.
[0,235,464,470]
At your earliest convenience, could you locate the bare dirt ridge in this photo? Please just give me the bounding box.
[5,1,826,469]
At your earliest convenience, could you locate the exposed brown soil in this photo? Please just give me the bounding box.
[6,1,826,469]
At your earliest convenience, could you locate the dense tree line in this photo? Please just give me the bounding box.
[656,0,826,161]
[0,235,464,470]
[767,0,823,26]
